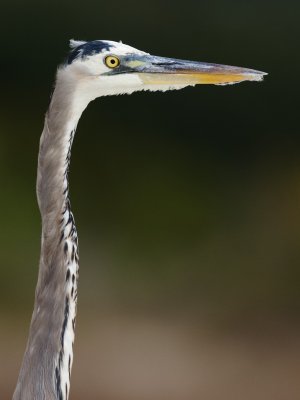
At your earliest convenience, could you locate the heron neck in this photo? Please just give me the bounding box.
[13,72,87,400]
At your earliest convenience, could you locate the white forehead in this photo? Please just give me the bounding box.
[100,40,147,55]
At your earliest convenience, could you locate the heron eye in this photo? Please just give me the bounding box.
[105,56,120,68]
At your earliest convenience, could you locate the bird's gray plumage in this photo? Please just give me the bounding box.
[13,68,80,400]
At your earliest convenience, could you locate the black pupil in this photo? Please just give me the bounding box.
[111,59,116,64]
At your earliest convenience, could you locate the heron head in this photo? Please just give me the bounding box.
[63,39,266,102]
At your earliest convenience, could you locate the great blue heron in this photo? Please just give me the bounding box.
[12,39,266,400]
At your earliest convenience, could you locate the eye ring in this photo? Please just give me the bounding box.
[105,55,120,69]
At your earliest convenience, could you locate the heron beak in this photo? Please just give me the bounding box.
[117,54,267,86]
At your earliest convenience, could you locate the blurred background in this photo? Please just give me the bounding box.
[1,0,300,399]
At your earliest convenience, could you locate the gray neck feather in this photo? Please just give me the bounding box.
[13,69,86,400]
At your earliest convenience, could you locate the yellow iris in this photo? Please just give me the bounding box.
[105,55,120,68]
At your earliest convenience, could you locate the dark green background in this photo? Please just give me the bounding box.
[1,1,299,399]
